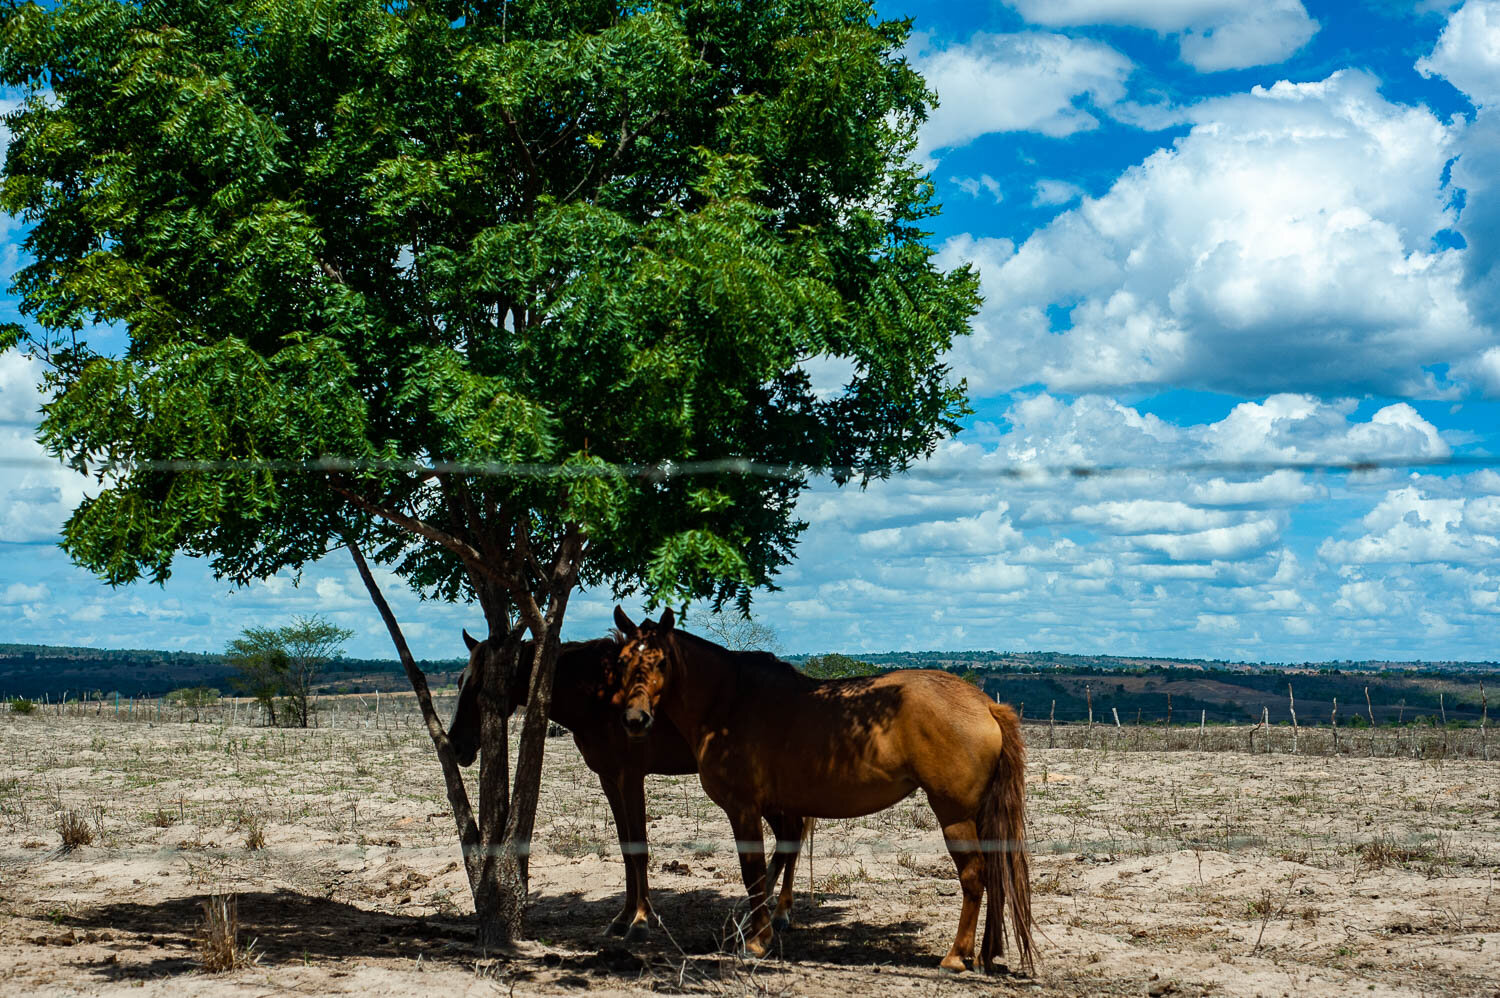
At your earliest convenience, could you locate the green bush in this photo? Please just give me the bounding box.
[8,697,35,715]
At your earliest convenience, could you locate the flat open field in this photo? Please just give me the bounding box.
[0,710,1495,996]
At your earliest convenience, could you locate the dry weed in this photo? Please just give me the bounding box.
[57,808,93,850]
[1357,833,1432,869]
[242,812,266,851]
[198,893,258,972]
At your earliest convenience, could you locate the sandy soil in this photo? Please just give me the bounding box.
[0,711,1495,996]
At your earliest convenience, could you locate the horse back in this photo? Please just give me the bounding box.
[701,668,1005,816]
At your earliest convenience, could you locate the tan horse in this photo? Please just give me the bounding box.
[611,607,1033,973]
[450,632,808,941]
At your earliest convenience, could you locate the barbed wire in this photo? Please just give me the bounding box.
[0,451,1494,480]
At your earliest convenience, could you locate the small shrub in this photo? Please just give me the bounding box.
[9,698,35,715]
[147,807,177,828]
[1357,834,1432,869]
[58,809,94,850]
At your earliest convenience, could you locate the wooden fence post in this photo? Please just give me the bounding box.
[1331,698,1339,754]
[1048,700,1056,749]
[1288,683,1299,755]
[1480,682,1488,762]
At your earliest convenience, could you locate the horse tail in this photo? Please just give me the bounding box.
[979,701,1033,974]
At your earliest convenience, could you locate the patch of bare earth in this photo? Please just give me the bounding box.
[0,711,1495,996]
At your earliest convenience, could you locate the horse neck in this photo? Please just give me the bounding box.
[505,641,536,704]
[660,633,737,744]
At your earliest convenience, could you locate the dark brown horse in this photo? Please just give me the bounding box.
[449,632,807,941]
[610,607,1034,973]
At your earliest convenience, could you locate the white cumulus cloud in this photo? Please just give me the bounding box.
[943,71,1478,399]
[1417,0,1500,106]
[1005,0,1318,72]
[910,32,1133,163]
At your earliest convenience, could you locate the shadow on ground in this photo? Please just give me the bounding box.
[59,884,988,987]
[60,889,472,980]
[529,886,940,970]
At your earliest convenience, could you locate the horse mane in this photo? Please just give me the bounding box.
[503,635,620,695]
[667,627,811,686]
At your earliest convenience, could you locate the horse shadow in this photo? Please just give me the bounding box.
[528,884,938,973]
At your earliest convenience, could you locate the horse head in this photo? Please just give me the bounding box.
[612,605,675,738]
[448,628,487,766]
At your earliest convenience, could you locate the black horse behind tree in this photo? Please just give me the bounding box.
[449,632,809,941]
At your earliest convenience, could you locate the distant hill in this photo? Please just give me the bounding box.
[837,648,1500,676]
[799,651,1498,726]
[0,643,465,700]
[1,641,1494,726]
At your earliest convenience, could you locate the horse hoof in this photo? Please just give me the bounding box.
[770,914,790,932]
[938,958,970,974]
[605,920,628,937]
[624,922,650,944]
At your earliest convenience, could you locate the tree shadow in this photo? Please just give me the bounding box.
[59,889,473,981]
[60,882,983,987]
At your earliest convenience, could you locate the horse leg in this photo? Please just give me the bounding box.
[935,809,985,973]
[726,809,774,956]
[764,813,802,931]
[598,770,639,938]
[618,767,654,942]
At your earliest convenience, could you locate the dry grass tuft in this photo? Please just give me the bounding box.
[242,812,266,851]
[57,809,94,850]
[1357,834,1431,869]
[198,893,257,972]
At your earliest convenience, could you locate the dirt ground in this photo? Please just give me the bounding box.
[0,710,1495,997]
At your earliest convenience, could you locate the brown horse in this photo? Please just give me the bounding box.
[610,607,1034,973]
[449,632,808,941]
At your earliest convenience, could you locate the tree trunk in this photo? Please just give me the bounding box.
[345,535,579,952]
[471,592,572,946]
[475,633,522,949]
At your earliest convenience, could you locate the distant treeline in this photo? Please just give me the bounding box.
[845,648,1500,676]
[2,640,1495,724]
[0,643,464,700]
[789,651,1499,726]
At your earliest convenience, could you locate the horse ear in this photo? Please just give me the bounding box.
[659,607,675,633]
[613,606,637,634]
[462,629,479,652]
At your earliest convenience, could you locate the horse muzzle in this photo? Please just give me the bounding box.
[621,706,654,737]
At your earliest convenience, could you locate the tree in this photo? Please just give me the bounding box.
[163,685,220,722]
[227,616,352,727]
[698,610,780,654]
[279,615,353,727]
[1,0,977,948]
[226,628,291,727]
[801,652,881,679]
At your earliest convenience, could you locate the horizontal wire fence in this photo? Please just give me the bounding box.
[1,690,464,732]
[3,691,1489,761]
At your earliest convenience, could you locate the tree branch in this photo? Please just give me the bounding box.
[346,537,482,882]
[562,108,666,204]
[332,481,508,589]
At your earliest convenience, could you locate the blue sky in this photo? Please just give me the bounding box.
[8,0,1500,663]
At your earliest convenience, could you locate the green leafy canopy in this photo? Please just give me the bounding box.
[1,0,978,615]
